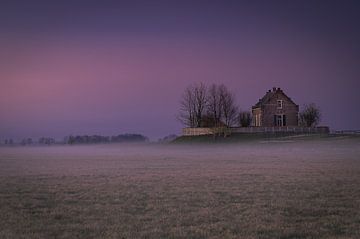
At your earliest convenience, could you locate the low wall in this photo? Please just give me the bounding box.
[231,126,329,134]
[182,126,330,136]
[182,128,213,136]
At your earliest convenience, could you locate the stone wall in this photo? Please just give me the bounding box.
[182,126,330,136]
[182,128,214,136]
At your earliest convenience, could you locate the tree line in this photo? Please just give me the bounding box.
[1,137,56,146]
[66,134,148,144]
[178,82,252,128]
[1,134,148,146]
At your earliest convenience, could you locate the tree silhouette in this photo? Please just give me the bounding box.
[299,103,321,127]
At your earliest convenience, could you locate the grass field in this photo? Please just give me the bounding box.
[0,136,360,238]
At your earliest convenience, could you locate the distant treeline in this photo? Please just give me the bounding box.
[1,137,56,146]
[65,134,148,145]
[2,139,14,145]
[1,134,148,146]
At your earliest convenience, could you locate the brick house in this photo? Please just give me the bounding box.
[252,87,299,127]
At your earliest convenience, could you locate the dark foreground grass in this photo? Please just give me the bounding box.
[0,137,359,238]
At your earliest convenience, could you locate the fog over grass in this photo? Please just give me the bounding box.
[0,137,359,238]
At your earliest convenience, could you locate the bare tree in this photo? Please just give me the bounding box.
[206,84,223,127]
[178,82,207,127]
[178,85,196,127]
[219,84,238,127]
[178,82,240,128]
[299,103,321,127]
[238,111,252,127]
[194,82,207,127]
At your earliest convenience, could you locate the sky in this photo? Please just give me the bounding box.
[1,0,360,140]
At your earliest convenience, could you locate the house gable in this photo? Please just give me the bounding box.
[252,87,299,127]
[252,87,298,109]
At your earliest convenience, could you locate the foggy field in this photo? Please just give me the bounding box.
[1,137,360,238]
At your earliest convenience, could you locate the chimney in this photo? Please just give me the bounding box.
[272,87,276,92]
[277,87,281,91]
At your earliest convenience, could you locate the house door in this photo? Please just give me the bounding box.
[274,114,286,126]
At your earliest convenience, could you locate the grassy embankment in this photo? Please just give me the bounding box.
[172,132,360,144]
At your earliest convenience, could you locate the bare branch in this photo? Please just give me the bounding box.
[299,103,321,127]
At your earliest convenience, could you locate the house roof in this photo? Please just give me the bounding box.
[252,87,298,109]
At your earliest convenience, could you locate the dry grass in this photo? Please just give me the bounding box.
[0,137,360,238]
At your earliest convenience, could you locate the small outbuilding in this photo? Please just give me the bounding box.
[252,87,299,127]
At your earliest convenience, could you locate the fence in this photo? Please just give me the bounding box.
[182,126,330,136]
[333,130,360,135]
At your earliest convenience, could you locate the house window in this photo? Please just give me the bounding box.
[274,114,286,126]
[254,114,261,126]
[277,100,283,109]
[258,114,261,126]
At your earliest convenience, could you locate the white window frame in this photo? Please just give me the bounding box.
[258,114,261,126]
[275,114,286,127]
[255,114,261,126]
[277,100,283,109]
[276,115,283,126]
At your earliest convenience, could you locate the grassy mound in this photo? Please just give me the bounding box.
[171,132,356,144]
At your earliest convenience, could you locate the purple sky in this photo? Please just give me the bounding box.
[1,1,360,140]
